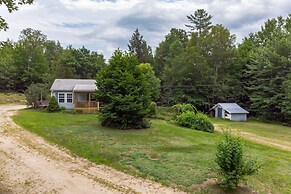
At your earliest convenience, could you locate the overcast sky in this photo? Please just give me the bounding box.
[0,0,290,59]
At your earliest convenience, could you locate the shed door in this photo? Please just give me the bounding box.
[217,107,222,118]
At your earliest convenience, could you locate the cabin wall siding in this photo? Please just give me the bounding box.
[51,91,74,109]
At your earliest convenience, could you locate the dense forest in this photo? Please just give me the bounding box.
[0,10,290,124]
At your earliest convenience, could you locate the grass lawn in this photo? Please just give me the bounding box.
[211,118,291,148]
[13,110,291,193]
[0,92,26,104]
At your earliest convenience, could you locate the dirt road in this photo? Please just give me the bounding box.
[0,105,184,194]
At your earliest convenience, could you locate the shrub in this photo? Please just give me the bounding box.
[171,103,214,133]
[215,131,260,190]
[193,112,214,133]
[47,96,60,112]
[172,103,197,117]
[25,83,47,108]
[174,111,196,128]
[148,101,157,117]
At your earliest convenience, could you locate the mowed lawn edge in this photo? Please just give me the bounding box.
[211,118,291,147]
[13,110,291,193]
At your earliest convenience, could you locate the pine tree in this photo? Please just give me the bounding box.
[128,28,154,64]
[47,96,60,112]
[185,9,213,35]
[96,50,151,129]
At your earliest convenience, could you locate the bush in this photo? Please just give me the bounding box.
[47,96,60,112]
[215,131,260,190]
[148,101,157,117]
[25,83,47,108]
[171,103,214,133]
[193,112,214,133]
[174,111,196,128]
[172,103,197,117]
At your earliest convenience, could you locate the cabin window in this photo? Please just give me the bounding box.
[67,93,73,103]
[58,93,65,103]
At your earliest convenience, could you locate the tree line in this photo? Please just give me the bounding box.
[0,9,290,124]
[0,28,106,91]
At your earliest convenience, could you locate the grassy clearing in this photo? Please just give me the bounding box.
[0,93,26,105]
[13,110,291,193]
[211,118,291,148]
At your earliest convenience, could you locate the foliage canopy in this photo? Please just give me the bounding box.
[0,0,34,31]
[96,50,151,129]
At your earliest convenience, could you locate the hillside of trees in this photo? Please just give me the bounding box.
[0,10,290,124]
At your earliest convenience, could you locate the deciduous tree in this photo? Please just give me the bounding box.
[13,28,48,91]
[0,0,34,30]
[137,63,160,101]
[0,40,16,91]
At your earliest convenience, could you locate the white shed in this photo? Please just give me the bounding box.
[211,103,249,121]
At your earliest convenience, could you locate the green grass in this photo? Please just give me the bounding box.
[13,110,291,193]
[0,92,26,104]
[155,106,176,120]
[211,118,291,147]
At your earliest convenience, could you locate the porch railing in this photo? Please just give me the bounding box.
[75,101,98,108]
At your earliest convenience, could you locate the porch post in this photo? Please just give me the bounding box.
[74,92,76,109]
[89,93,91,108]
[97,101,100,110]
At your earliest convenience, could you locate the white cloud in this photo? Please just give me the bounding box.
[0,0,290,58]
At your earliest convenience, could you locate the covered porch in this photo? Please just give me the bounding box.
[73,84,99,113]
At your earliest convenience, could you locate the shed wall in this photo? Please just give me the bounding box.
[230,114,247,121]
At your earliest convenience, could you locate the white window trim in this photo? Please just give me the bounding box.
[58,92,73,104]
[66,93,73,104]
[58,93,65,103]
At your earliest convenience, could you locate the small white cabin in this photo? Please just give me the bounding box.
[50,79,100,113]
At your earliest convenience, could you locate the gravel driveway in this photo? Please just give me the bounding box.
[0,105,184,194]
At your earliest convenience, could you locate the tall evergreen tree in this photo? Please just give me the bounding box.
[185,9,213,35]
[128,28,154,64]
[96,50,151,129]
